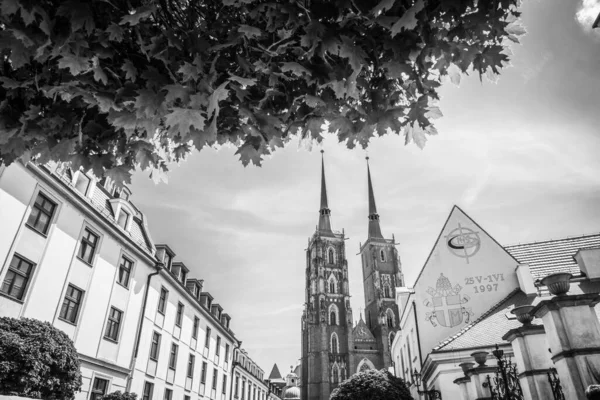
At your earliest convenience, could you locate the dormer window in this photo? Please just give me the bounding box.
[117,210,130,230]
[164,253,173,271]
[74,172,91,195]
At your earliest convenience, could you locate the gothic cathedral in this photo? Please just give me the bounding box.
[300,155,404,400]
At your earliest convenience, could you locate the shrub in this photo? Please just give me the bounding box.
[101,391,138,400]
[0,317,82,399]
[587,385,600,400]
[330,369,413,400]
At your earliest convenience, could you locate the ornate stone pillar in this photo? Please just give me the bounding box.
[466,365,497,400]
[502,324,554,400]
[532,293,600,400]
[453,376,471,400]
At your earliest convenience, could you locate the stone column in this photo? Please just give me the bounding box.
[453,376,471,400]
[466,366,497,400]
[532,293,600,400]
[502,324,554,400]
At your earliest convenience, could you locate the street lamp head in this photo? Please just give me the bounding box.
[411,369,422,387]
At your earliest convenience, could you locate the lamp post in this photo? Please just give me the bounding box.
[411,369,442,400]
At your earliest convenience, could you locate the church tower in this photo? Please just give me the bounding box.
[301,152,353,400]
[358,158,403,368]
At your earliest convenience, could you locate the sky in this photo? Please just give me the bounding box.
[129,0,600,375]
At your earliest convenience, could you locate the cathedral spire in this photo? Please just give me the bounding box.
[366,157,383,239]
[318,150,333,233]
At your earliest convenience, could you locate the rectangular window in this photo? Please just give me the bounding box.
[225,344,230,362]
[169,343,178,370]
[158,287,168,314]
[104,307,123,341]
[201,361,207,384]
[59,284,83,323]
[1,254,34,300]
[222,375,227,394]
[26,193,56,235]
[142,382,154,400]
[75,172,91,195]
[212,368,218,390]
[176,302,184,327]
[117,210,130,229]
[79,228,98,264]
[163,388,172,400]
[234,375,239,397]
[184,396,190,400]
[205,327,211,349]
[216,336,221,356]
[192,316,200,339]
[187,354,195,378]
[149,331,161,361]
[90,377,109,400]
[117,256,133,287]
[241,380,246,400]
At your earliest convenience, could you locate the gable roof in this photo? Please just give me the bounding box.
[352,316,376,342]
[433,289,537,352]
[505,233,600,280]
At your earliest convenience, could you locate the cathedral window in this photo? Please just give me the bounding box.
[330,332,339,353]
[329,280,336,294]
[328,248,335,264]
[332,364,339,384]
[386,309,395,328]
[383,284,391,298]
[328,304,339,325]
[380,249,386,262]
[389,331,396,346]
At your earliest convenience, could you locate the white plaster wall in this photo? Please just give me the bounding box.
[133,273,235,400]
[411,207,521,356]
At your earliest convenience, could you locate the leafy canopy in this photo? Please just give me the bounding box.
[0,0,524,184]
[0,317,83,400]
[330,369,413,400]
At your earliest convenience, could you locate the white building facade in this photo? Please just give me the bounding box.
[231,349,268,400]
[0,162,251,400]
[0,162,158,400]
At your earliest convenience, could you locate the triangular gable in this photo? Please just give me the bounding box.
[406,205,522,358]
[269,363,283,380]
[353,317,376,342]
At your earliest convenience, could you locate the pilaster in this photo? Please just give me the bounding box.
[453,376,471,400]
[466,366,497,400]
[502,324,553,400]
[531,293,600,400]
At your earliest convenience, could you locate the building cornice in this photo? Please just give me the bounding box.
[158,268,238,344]
[27,163,156,266]
[78,353,130,376]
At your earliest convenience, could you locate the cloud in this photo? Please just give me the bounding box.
[576,0,600,32]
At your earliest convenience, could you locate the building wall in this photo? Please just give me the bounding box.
[232,349,268,400]
[0,163,156,400]
[131,271,236,400]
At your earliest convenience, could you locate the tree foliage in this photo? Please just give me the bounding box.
[0,317,82,400]
[0,0,524,184]
[330,369,413,400]
[100,391,139,400]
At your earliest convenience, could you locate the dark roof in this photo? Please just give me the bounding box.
[505,233,600,280]
[433,289,538,351]
[268,364,283,380]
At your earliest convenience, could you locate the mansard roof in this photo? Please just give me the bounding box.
[505,233,600,280]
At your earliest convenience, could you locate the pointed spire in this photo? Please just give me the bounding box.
[366,157,384,239]
[318,150,333,233]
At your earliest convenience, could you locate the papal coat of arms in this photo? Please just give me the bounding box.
[424,273,474,328]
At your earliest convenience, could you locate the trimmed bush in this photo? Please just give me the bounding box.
[0,317,82,399]
[330,369,413,400]
[100,391,138,400]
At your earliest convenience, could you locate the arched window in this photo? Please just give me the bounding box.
[329,304,339,325]
[329,280,336,294]
[383,285,391,298]
[331,332,339,353]
[328,248,334,264]
[380,249,386,262]
[389,331,396,346]
[332,364,339,383]
[386,309,395,328]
